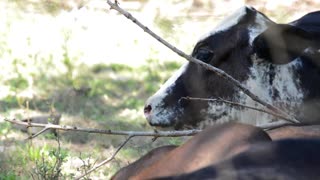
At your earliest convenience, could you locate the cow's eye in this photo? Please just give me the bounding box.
[194,48,214,63]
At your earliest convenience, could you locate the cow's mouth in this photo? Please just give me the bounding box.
[145,105,184,129]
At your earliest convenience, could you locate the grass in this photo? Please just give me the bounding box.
[2,0,320,179]
[2,59,178,119]
[0,7,183,172]
[0,58,184,178]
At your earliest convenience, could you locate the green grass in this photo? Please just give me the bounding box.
[4,76,28,92]
[0,171,18,180]
[0,58,183,178]
[0,137,70,179]
[0,58,181,117]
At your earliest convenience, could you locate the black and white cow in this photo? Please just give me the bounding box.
[144,6,320,129]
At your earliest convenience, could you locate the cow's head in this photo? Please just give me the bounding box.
[144,6,317,129]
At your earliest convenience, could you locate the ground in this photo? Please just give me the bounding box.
[1,0,319,179]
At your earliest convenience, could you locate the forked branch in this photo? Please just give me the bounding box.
[75,135,134,180]
[5,118,290,179]
[5,119,201,138]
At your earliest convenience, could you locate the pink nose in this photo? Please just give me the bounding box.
[144,104,152,116]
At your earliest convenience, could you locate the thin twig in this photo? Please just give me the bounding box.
[75,135,134,180]
[181,97,295,123]
[5,119,201,137]
[26,127,50,140]
[262,121,294,130]
[106,0,299,124]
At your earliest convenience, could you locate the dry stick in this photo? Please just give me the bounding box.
[259,121,293,130]
[5,119,201,137]
[26,127,50,140]
[181,97,294,123]
[6,118,291,137]
[106,0,298,124]
[75,135,134,180]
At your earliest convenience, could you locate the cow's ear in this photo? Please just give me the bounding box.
[253,24,316,64]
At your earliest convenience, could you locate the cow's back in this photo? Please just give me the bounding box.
[267,125,320,140]
[111,145,177,180]
[132,123,271,179]
[157,139,320,180]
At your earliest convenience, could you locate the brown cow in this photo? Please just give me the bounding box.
[111,145,177,180]
[131,122,271,179]
[267,125,320,140]
[156,139,320,180]
[112,123,320,179]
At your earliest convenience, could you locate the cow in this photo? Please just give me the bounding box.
[111,145,177,180]
[267,124,320,140]
[144,6,320,130]
[127,123,271,179]
[156,139,320,180]
[112,123,320,179]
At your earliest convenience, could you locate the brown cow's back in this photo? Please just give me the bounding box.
[111,145,177,180]
[156,139,320,180]
[132,122,271,179]
[267,125,320,140]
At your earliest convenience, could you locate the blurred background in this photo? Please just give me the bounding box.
[1,0,319,179]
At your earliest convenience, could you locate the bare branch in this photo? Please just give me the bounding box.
[260,121,294,130]
[106,0,299,124]
[6,118,292,137]
[181,97,297,124]
[75,135,134,180]
[5,119,201,137]
[26,127,50,140]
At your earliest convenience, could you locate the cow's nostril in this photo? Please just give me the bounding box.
[144,105,152,114]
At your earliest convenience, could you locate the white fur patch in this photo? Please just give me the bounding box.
[248,13,270,44]
[198,6,249,42]
[199,57,304,128]
[145,62,189,125]
[199,5,271,45]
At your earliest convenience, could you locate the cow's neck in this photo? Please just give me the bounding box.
[198,57,305,128]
